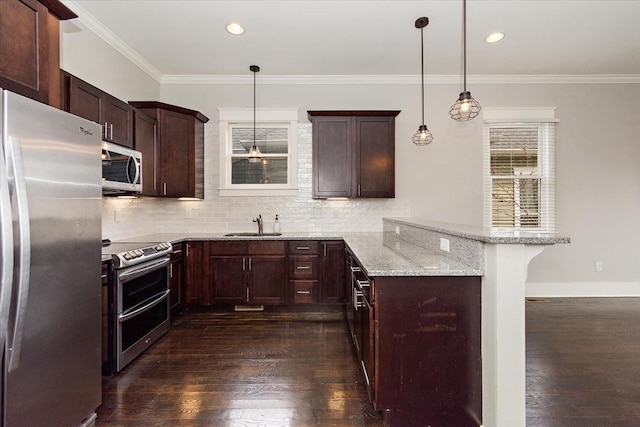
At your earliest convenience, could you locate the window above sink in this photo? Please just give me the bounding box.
[218,108,299,197]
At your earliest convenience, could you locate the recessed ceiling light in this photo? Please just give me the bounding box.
[226,22,244,35]
[485,32,505,43]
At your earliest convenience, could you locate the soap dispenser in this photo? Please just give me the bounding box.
[273,215,281,233]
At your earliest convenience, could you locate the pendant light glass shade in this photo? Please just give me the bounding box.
[449,0,481,122]
[413,16,433,146]
[248,65,262,163]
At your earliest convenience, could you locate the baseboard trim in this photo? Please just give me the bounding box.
[526,282,640,298]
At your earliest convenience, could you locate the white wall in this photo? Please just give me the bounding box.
[60,20,160,101]
[60,19,640,295]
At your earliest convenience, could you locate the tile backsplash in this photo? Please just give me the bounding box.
[102,123,410,240]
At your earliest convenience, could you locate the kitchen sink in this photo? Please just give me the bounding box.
[224,232,283,237]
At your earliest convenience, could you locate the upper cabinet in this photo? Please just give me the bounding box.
[129,101,209,199]
[0,0,76,106]
[307,110,399,199]
[61,71,134,148]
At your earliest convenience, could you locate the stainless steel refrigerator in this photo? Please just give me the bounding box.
[0,90,102,426]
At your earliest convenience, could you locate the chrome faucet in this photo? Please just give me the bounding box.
[252,215,263,234]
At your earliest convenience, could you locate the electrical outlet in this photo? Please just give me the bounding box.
[440,238,450,252]
[114,210,121,222]
[395,226,400,235]
[595,261,603,272]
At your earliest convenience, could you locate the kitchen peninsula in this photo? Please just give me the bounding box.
[107,217,568,427]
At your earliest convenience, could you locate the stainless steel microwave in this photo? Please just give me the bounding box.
[102,141,142,194]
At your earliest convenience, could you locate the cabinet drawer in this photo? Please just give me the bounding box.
[290,281,317,304]
[248,240,286,255]
[209,241,248,255]
[290,256,317,279]
[288,241,318,255]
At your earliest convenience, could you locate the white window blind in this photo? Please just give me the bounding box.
[483,119,556,232]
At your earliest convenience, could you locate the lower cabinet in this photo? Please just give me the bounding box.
[210,241,287,305]
[346,247,482,426]
[169,242,184,317]
[184,241,210,305]
[319,241,345,303]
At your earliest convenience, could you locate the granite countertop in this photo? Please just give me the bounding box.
[343,233,482,277]
[104,231,481,277]
[385,217,571,244]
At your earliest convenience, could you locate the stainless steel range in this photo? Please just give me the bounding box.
[103,241,173,373]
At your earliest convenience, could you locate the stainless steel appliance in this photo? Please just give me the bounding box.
[101,141,142,195]
[103,241,172,372]
[0,90,102,426]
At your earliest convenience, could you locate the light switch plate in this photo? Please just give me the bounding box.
[440,238,450,252]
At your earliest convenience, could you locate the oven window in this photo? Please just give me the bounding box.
[121,267,167,313]
[121,299,168,351]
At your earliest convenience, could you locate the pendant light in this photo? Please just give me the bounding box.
[412,17,433,146]
[449,0,481,121]
[248,65,262,163]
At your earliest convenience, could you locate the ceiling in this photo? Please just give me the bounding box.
[63,0,640,82]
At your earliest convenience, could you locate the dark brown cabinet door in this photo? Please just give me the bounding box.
[248,256,287,305]
[308,111,398,199]
[63,72,133,146]
[133,110,159,196]
[184,242,210,305]
[210,255,245,304]
[104,94,134,148]
[312,116,352,198]
[0,0,48,103]
[169,243,184,315]
[129,101,208,199]
[319,241,345,304]
[66,75,102,124]
[355,116,395,198]
[160,110,194,197]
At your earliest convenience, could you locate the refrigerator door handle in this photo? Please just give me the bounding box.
[5,136,32,372]
[0,133,15,357]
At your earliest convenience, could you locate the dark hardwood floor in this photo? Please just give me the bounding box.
[526,297,640,426]
[97,307,384,426]
[97,299,640,426]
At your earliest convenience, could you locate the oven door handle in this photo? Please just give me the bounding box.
[118,289,170,323]
[118,257,170,281]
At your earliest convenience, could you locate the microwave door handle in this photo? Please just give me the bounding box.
[5,136,31,372]
[0,137,15,360]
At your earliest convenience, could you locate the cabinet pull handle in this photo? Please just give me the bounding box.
[296,246,310,250]
[296,290,311,295]
[246,287,249,302]
[109,123,114,140]
[323,243,327,257]
[103,122,108,139]
[248,257,252,270]
[357,184,361,196]
[170,264,173,278]
[296,266,311,270]
[242,257,246,271]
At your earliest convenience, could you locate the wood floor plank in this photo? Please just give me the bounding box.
[97,308,384,426]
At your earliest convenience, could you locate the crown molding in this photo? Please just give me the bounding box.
[161,74,640,85]
[62,0,163,83]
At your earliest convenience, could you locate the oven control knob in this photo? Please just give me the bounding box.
[123,253,132,260]
[135,249,143,256]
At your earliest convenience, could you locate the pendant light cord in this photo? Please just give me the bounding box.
[253,69,256,147]
[463,0,467,92]
[420,26,425,125]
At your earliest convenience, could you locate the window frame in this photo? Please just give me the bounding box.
[218,108,299,196]
[483,108,558,233]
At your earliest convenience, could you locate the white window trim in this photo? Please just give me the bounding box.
[218,108,299,197]
[483,107,558,232]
